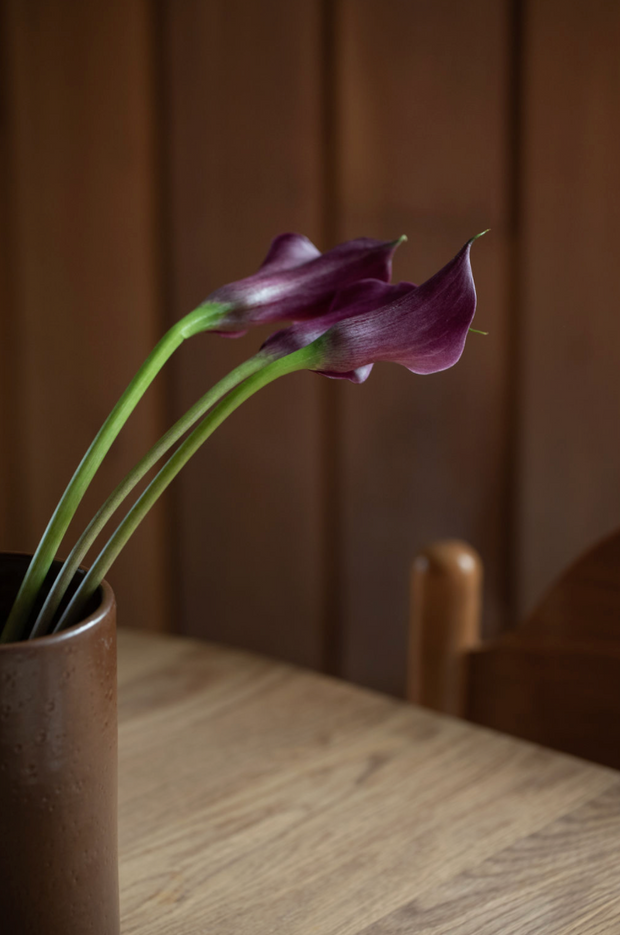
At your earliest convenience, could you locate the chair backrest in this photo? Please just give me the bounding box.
[409,532,620,769]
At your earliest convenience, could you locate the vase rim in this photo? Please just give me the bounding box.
[0,551,115,650]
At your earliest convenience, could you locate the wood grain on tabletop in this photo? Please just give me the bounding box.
[1,0,169,629]
[336,0,513,695]
[117,629,620,934]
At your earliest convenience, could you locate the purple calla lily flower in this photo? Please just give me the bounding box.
[262,278,415,383]
[203,232,405,334]
[259,235,482,383]
[307,236,481,380]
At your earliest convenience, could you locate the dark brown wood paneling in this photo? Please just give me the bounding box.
[3,0,169,629]
[337,0,513,694]
[517,0,620,616]
[162,1,325,665]
[2,0,617,693]
[0,9,16,552]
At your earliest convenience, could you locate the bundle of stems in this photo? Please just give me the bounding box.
[0,231,483,644]
[0,314,316,643]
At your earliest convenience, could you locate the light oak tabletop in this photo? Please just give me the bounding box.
[117,628,620,934]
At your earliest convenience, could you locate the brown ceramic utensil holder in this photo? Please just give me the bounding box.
[0,553,119,935]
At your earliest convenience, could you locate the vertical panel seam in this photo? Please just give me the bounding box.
[146,0,176,632]
[0,2,28,544]
[319,0,343,675]
[505,0,526,628]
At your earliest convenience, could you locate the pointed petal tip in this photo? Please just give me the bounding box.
[470,229,490,244]
[259,232,321,272]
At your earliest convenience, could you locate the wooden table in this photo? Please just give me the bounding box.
[118,629,620,934]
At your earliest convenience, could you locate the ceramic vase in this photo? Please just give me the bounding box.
[0,553,119,935]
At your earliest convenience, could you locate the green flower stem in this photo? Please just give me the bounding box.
[1,303,227,644]
[29,351,268,639]
[55,344,320,633]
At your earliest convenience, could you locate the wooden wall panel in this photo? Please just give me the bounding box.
[162,1,325,666]
[3,0,169,630]
[337,0,513,694]
[2,0,617,693]
[517,0,620,617]
[0,17,15,552]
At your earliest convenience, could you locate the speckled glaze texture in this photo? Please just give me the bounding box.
[0,554,119,935]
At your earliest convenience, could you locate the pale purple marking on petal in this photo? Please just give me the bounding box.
[205,235,404,330]
[209,329,248,339]
[261,279,415,362]
[314,364,374,384]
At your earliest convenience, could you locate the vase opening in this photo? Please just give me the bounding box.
[0,553,104,642]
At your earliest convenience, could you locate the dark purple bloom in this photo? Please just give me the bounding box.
[262,278,415,383]
[204,233,404,334]
[305,237,481,380]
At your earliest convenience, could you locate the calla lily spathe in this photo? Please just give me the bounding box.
[203,232,405,335]
[262,278,415,383]
[260,236,481,382]
[317,237,479,377]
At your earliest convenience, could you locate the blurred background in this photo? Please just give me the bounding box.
[1,0,619,696]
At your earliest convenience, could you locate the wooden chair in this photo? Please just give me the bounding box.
[408,533,620,769]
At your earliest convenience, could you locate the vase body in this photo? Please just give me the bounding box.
[0,553,119,935]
